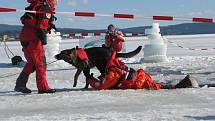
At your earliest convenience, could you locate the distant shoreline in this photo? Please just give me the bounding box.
[1,23,215,40]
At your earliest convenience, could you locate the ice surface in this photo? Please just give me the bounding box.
[0,34,215,121]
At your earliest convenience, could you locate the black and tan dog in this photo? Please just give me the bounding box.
[55,46,142,88]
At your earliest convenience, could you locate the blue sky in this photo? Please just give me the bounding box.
[0,0,215,29]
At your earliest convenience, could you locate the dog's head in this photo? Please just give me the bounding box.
[55,47,89,70]
[55,48,74,60]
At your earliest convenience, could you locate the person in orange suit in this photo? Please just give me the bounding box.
[88,52,198,90]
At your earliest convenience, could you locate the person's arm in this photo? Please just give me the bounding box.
[105,35,111,47]
[35,4,52,29]
[20,5,37,28]
[34,4,53,45]
[116,31,125,42]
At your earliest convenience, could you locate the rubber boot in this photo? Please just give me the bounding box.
[175,74,199,88]
[14,72,32,93]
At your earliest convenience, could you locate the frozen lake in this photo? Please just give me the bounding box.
[0,34,215,121]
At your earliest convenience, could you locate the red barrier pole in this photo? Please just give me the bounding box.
[153,16,173,21]
[75,12,95,17]
[114,14,134,19]
[192,18,213,23]
[0,7,16,12]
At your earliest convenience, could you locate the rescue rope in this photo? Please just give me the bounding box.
[1,35,15,59]
[0,60,55,78]
[4,41,15,56]
[0,67,76,79]
[47,59,59,65]
[167,40,215,51]
[0,59,71,79]
[47,67,76,72]
[0,72,20,78]
[3,43,11,59]
[2,41,15,59]
[0,33,60,79]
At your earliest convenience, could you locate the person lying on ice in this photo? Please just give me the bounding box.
[14,0,58,94]
[87,52,199,90]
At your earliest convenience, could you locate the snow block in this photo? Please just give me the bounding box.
[46,29,62,61]
[143,23,168,63]
[144,44,167,63]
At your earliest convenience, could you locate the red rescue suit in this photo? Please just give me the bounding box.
[17,1,55,91]
[88,52,162,90]
[105,30,125,52]
[118,69,162,90]
[88,52,127,90]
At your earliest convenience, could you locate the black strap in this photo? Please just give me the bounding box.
[107,66,129,73]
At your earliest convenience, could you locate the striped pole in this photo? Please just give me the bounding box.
[0,7,214,23]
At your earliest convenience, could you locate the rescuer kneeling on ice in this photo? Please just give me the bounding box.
[14,0,58,94]
[87,52,199,90]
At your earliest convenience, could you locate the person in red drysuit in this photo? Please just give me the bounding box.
[96,24,125,80]
[105,24,125,53]
[14,0,58,94]
[87,51,162,90]
[88,52,198,90]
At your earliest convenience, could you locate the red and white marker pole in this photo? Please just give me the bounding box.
[62,32,145,37]
[0,7,214,23]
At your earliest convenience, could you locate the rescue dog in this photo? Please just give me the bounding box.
[55,46,142,88]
